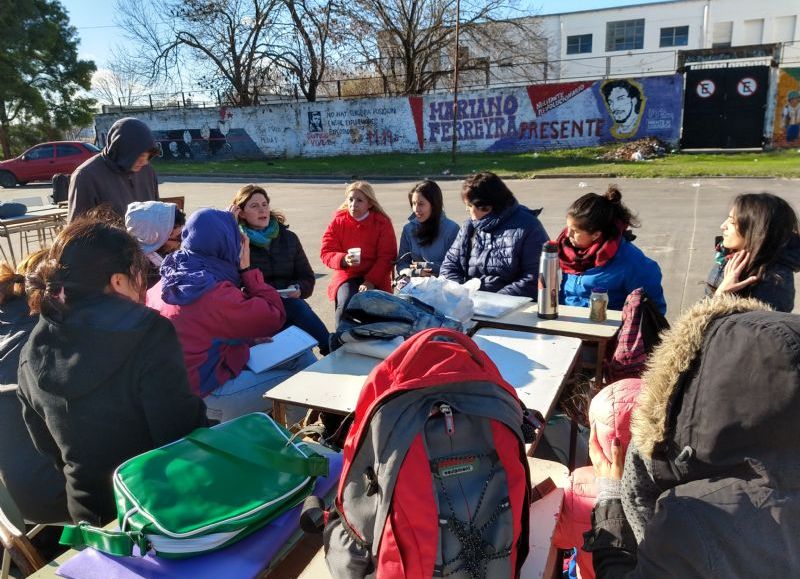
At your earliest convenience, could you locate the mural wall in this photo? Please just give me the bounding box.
[771,68,800,148]
[95,74,684,160]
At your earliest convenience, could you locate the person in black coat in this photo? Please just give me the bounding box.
[0,253,68,524]
[231,184,330,354]
[440,172,548,297]
[706,192,800,312]
[17,219,209,525]
[584,295,800,576]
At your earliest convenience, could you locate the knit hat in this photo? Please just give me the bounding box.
[125,201,177,254]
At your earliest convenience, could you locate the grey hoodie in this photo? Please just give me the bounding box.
[68,118,160,221]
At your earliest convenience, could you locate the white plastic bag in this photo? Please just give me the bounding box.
[397,277,479,325]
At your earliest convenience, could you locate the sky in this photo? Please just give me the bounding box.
[61,0,671,70]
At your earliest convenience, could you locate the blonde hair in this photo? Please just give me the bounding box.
[231,184,286,225]
[340,181,389,218]
[0,249,48,305]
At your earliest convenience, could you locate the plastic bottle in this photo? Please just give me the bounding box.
[589,287,609,322]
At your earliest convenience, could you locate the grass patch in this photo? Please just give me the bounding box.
[155,148,800,179]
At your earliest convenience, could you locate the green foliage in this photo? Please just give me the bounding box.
[0,0,97,158]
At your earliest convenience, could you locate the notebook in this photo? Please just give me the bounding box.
[247,326,318,373]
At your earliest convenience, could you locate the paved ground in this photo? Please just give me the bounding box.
[5,176,799,332]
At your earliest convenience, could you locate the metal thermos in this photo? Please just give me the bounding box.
[537,241,560,319]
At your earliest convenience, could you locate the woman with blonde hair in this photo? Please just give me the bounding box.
[320,181,397,325]
[230,184,330,354]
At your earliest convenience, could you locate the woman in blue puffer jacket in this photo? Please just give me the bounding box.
[440,172,549,297]
[557,185,666,314]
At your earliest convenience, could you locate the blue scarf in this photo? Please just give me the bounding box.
[240,217,280,249]
[160,208,241,305]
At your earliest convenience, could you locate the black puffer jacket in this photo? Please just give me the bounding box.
[17,294,209,525]
[440,201,549,297]
[585,295,800,577]
[249,224,315,299]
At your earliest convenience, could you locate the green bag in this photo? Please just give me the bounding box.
[60,413,329,558]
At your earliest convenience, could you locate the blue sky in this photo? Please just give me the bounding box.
[61,0,669,69]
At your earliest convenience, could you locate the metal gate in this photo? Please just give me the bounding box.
[681,65,769,148]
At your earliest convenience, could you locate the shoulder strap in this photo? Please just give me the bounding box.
[59,523,148,557]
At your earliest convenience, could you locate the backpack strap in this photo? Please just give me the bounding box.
[59,522,149,556]
[184,428,329,477]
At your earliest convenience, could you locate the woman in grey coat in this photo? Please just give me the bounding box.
[396,180,459,278]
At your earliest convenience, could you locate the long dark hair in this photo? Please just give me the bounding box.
[26,219,148,321]
[409,180,444,246]
[567,184,639,239]
[732,193,799,280]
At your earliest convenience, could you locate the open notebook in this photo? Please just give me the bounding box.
[247,326,318,373]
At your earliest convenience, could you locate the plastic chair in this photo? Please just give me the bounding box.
[0,482,46,578]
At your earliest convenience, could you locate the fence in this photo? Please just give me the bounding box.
[99,41,800,114]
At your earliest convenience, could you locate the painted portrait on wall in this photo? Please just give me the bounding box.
[600,79,647,139]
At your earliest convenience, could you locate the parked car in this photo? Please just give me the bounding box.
[0,141,100,188]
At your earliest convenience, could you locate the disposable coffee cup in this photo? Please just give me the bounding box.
[347,247,361,265]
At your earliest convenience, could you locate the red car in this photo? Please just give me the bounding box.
[0,141,100,188]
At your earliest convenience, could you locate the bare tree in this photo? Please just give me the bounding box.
[337,0,541,95]
[116,0,285,106]
[91,55,150,108]
[267,0,339,102]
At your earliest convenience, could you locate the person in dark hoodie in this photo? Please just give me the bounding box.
[68,117,161,222]
[705,192,800,312]
[0,252,69,524]
[440,172,549,297]
[584,295,800,576]
[16,219,209,525]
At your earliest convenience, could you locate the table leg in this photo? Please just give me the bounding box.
[272,401,287,427]
[595,339,608,387]
[1,225,17,267]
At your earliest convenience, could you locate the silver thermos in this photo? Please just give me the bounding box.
[537,241,560,319]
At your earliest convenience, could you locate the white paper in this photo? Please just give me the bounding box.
[472,291,532,318]
[247,326,317,373]
[338,337,404,359]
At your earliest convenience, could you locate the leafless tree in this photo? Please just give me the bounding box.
[266,0,340,102]
[337,0,544,96]
[115,0,285,106]
[91,55,151,108]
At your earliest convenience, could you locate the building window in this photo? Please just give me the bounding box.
[712,21,733,48]
[567,34,593,55]
[605,19,645,51]
[660,26,689,47]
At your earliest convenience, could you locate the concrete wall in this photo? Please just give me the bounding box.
[95,74,683,160]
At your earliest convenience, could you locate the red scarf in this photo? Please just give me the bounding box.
[557,223,625,274]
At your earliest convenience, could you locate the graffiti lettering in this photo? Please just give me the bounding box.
[428,116,518,142]
[427,95,519,142]
[517,118,604,140]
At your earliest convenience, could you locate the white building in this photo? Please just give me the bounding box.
[463,0,800,87]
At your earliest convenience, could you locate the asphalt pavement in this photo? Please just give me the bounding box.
[6,175,799,332]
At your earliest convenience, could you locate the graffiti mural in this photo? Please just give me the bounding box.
[772,68,800,148]
[95,74,684,160]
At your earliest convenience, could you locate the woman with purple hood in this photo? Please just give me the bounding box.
[147,208,316,423]
[68,117,161,221]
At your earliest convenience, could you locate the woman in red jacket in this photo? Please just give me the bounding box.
[320,181,397,326]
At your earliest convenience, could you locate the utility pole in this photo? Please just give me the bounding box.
[450,0,461,164]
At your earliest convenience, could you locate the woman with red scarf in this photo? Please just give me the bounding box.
[557,185,666,314]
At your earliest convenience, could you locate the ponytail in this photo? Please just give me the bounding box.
[567,184,639,239]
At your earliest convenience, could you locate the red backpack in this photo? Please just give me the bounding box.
[318,328,536,578]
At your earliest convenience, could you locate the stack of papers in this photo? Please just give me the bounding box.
[472,291,532,318]
[247,326,317,373]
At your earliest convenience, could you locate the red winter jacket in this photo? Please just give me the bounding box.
[320,209,397,301]
[147,268,286,397]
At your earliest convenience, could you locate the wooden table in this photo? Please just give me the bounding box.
[473,304,623,386]
[0,206,67,266]
[265,329,581,427]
